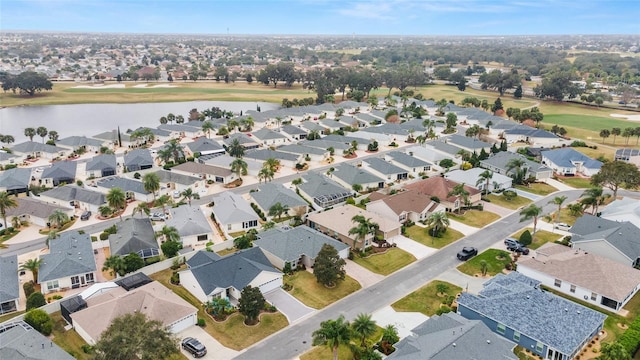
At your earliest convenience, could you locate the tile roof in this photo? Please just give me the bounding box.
[249,183,307,211]
[405,177,481,203]
[254,226,349,263]
[108,218,158,257]
[38,231,97,282]
[0,255,19,303]
[457,272,606,357]
[41,185,106,206]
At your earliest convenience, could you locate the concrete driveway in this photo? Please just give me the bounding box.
[436,268,490,294]
[177,325,239,360]
[263,288,315,324]
[389,234,437,260]
[344,259,384,288]
[371,306,429,339]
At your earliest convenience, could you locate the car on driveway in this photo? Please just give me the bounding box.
[504,238,530,255]
[457,247,478,261]
[149,212,165,221]
[80,211,92,221]
[554,222,571,231]
[182,337,207,358]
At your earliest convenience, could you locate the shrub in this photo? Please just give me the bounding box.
[170,272,180,285]
[99,232,109,240]
[23,281,35,298]
[24,309,54,336]
[346,197,356,205]
[618,328,640,356]
[91,236,98,242]
[81,344,94,354]
[519,230,533,246]
[435,306,452,315]
[197,318,206,327]
[26,292,46,310]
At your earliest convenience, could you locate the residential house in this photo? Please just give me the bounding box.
[85,154,117,178]
[442,134,493,154]
[124,149,154,172]
[280,124,308,141]
[38,231,97,294]
[518,243,640,311]
[503,126,564,147]
[39,185,106,213]
[171,161,236,184]
[404,177,482,212]
[92,130,133,149]
[445,168,513,193]
[6,197,74,227]
[277,144,328,162]
[70,281,197,345]
[40,161,77,187]
[158,123,203,138]
[404,145,458,168]
[179,247,282,304]
[615,148,640,167]
[254,226,350,269]
[0,151,22,167]
[184,137,225,157]
[361,157,409,182]
[388,312,517,360]
[599,197,640,229]
[0,167,31,195]
[541,148,602,177]
[222,133,260,150]
[318,118,344,133]
[331,163,385,191]
[367,190,439,224]
[457,272,606,360]
[300,138,351,152]
[0,321,75,360]
[210,192,259,234]
[147,169,205,197]
[244,149,302,169]
[385,151,433,176]
[108,218,159,259]
[248,183,308,221]
[166,205,214,247]
[251,128,288,146]
[353,123,410,145]
[56,136,105,154]
[10,141,70,160]
[96,176,152,202]
[297,172,352,209]
[480,151,552,181]
[307,204,402,250]
[0,255,19,315]
[299,121,328,136]
[199,153,263,177]
[570,214,640,267]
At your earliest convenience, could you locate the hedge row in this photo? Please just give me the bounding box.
[618,316,640,356]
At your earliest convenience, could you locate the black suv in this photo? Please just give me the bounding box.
[80,211,92,221]
[504,238,530,255]
[182,337,207,358]
[457,247,478,261]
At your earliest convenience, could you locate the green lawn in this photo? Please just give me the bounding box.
[515,182,558,196]
[216,247,239,256]
[301,327,384,360]
[352,248,416,275]
[542,208,580,226]
[510,228,563,250]
[404,225,464,249]
[50,312,91,360]
[392,280,463,316]
[559,177,594,189]
[150,268,288,350]
[449,210,501,228]
[283,270,361,309]
[485,194,532,210]
[544,114,639,133]
[0,310,23,323]
[457,249,512,277]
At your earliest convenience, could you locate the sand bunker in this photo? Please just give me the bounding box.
[610,113,640,122]
[132,84,177,88]
[72,84,126,89]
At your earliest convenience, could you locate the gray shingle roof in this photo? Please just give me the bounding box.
[480,151,550,174]
[186,138,225,154]
[444,134,492,150]
[281,124,307,136]
[56,136,104,148]
[387,151,432,167]
[124,149,154,169]
[299,121,326,133]
[92,130,131,143]
[0,322,75,360]
[222,133,258,147]
[300,139,350,150]
[504,126,558,138]
[254,226,349,263]
[5,197,71,220]
[299,172,351,198]
[244,149,301,162]
[426,139,464,156]
[251,128,287,141]
[152,169,201,185]
[38,231,97,282]
[571,215,640,261]
[0,255,19,303]
[0,168,31,191]
[97,176,149,194]
[41,161,77,181]
[388,312,517,360]
[166,205,212,237]
[541,148,602,170]
[186,247,280,295]
[457,272,606,357]
[569,214,619,236]
[85,154,117,172]
[40,185,106,206]
[364,157,408,176]
[108,218,158,257]
[10,141,67,154]
[210,192,259,225]
[332,163,384,186]
[277,144,328,156]
[249,183,307,211]
[0,152,18,162]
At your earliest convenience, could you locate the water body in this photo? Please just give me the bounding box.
[0,101,279,143]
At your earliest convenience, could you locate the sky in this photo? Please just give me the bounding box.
[1,0,639,36]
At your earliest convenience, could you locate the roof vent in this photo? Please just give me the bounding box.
[577,310,581,314]
[452,343,456,347]
[487,340,491,344]
[564,308,568,312]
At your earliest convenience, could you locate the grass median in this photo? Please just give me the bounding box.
[392,280,462,316]
[351,248,416,275]
[283,270,361,309]
[404,225,464,249]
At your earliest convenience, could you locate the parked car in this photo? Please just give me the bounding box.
[80,211,92,221]
[555,223,571,231]
[457,247,478,261]
[182,337,207,358]
[509,244,530,255]
[504,238,520,248]
[173,190,181,199]
[149,212,165,221]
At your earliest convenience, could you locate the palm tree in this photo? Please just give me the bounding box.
[163,139,184,163]
[106,187,126,220]
[0,192,18,229]
[48,131,59,143]
[102,255,126,277]
[268,202,289,221]
[48,209,70,229]
[447,183,470,212]
[167,113,176,124]
[257,167,272,183]
[11,216,21,229]
[160,225,180,242]
[156,147,173,165]
[230,158,248,178]
[132,202,150,218]
[348,215,378,246]
[425,211,450,238]
[159,116,168,125]
[351,313,377,348]
[312,315,352,360]
[380,325,400,355]
[24,127,36,142]
[505,158,529,185]
[567,203,584,217]
[265,158,280,173]
[228,138,245,158]
[176,115,184,124]
[201,120,214,138]
[227,119,239,133]
[241,117,255,132]
[181,188,200,205]
[599,129,610,143]
[520,204,543,234]
[156,194,172,215]
[98,205,114,218]
[581,187,610,215]
[476,170,493,195]
[20,258,43,283]
[36,126,48,143]
[549,195,567,227]
[46,231,58,249]
[307,129,320,140]
[142,173,160,201]
[611,127,621,144]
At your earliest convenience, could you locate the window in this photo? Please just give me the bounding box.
[86,273,95,283]
[197,234,208,241]
[554,279,562,287]
[47,280,59,291]
[497,323,506,334]
[71,276,80,286]
[591,292,597,301]
[243,220,258,229]
[513,332,521,342]
[535,342,544,353]
[570,285,576,293]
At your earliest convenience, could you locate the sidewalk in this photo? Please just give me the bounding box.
[435,268,488,294]
[446,219,478,237]
[542,178,576,192]
[343,259,384,288]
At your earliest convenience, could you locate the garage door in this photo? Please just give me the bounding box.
[170,313,197,333]
[258,277,282,294]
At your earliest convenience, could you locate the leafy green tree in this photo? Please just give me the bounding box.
[491,98,503,113]
[479,69,520,95]
[312,315,352,360]
[24,309,54,335]
[238,285,266,325]
[123,253,145,273]
[0,191,18,229]
[26,292,47,310]
[514,85,523,99]
[234,234,253,249]
[93,312,179,360]
[445,112,457,132]
[520,204,543,234]
[352,313,377,348]
[591,161,640,199]
[161,240,182,258]
[519,230,533,246]
[1,71,53,96]
[597,342,631,360]
[436,283,449,295]
[142,173,160,201]
[314,244,346,287]
[106,187,126,220]
[439,158,455,170]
